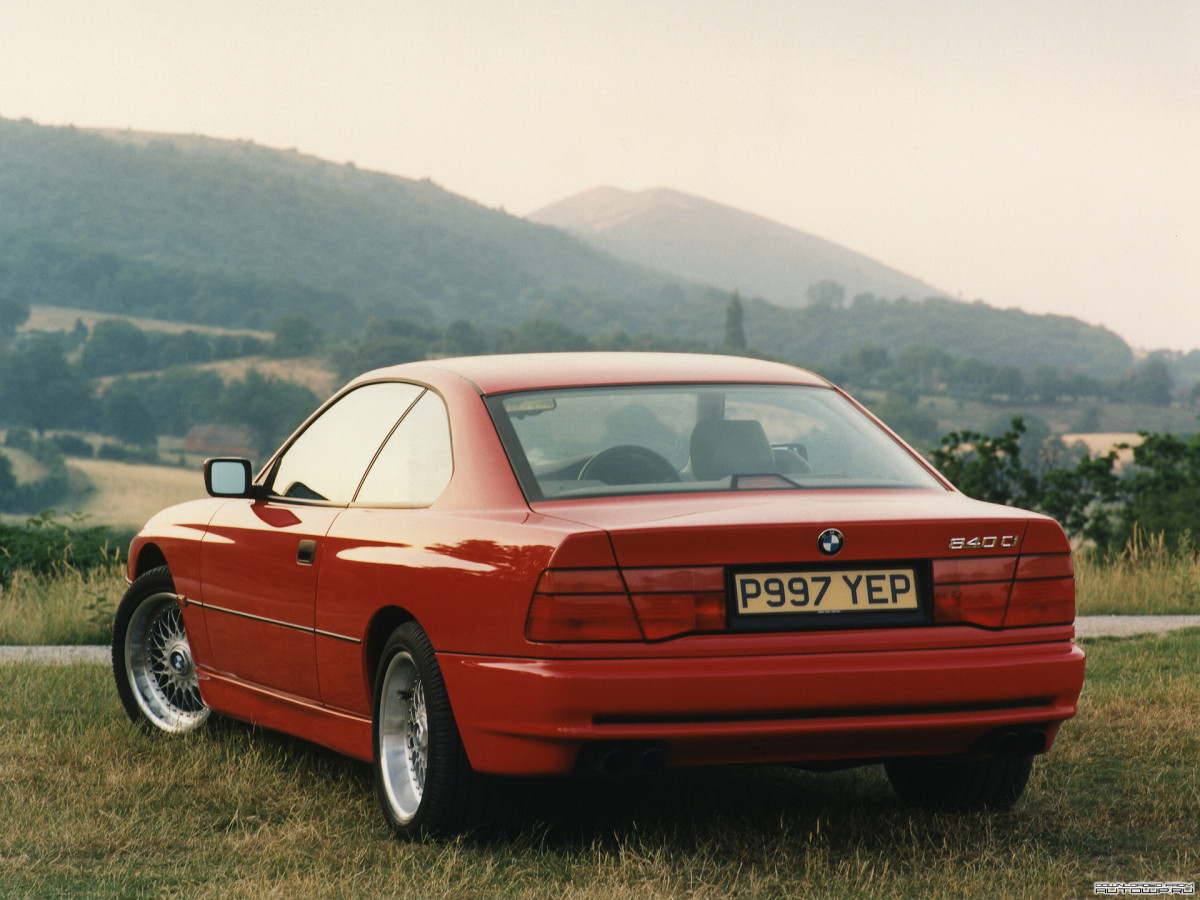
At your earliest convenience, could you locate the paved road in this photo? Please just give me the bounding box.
[3,617,1199,665]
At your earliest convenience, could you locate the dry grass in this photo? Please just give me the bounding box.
[1075,532,1200,615]
[195,356,339,397]
[66,458,206,531]
[0,445,51,483]
[0,565,126,645]
[1,632,1197,898]
[24,304,273,339]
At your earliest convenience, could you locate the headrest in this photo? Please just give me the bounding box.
[690,419,775,480]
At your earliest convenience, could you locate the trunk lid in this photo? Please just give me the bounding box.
[533,489,1060,568]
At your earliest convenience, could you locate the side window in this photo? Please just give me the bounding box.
[355,390,453,506]
[270,382,423,504]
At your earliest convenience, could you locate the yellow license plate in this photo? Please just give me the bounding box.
[734,567,919,615]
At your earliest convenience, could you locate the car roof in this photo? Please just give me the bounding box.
[351,352,830,395]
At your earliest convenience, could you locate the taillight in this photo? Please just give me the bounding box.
[932,552,1075,628]
[932,556,1016,628]
[1005,554,1074,626]
[526,566,726,642]
[526,569,641,642]
[624,567,726,640]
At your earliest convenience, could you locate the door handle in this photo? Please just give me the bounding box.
[297,539,317,566]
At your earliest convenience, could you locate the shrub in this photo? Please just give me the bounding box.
[0,511,127,586]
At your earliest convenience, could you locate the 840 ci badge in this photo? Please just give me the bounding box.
[729,561,932,631]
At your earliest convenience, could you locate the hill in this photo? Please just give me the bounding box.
[0,117,1133,377]
[529,186,946,308]
[0,117,715,336]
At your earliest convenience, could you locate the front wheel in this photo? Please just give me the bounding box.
[112,566,210,734]
[373,622,491,838]
[884,753,1033,810]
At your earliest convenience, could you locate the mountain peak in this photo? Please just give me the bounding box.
[529,186,947,307]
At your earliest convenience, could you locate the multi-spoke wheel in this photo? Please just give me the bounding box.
[113,566,210,734]
[372,621,490,838]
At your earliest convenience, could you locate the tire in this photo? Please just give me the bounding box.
[885,753,1033,810]
[112,566,210,734]
[372,621,489,838]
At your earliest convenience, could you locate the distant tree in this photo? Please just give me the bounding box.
[0,336,93,434]
[331,318,436,382]
[494,320,593,354]
[724,292,747,351]
[870,392,940,448]
[272,314,323,357]
[0,296,30,341]
[219,369,319,456]
[895,346,956,393]
[438,320,488,357]
[157,330,214,367]
[79,318,150,376]
[837,345,891,388]
[71,318,89,345]
[101,378,159,446]
[0,453,17,504]
[1071,406,1104,433]
[1125,359,1174,406]
[806,280,845,309]
[986,366,1027,401]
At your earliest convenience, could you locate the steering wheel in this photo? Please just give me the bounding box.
[578,445,681,485]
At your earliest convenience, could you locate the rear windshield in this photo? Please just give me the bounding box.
[485,383,943,501]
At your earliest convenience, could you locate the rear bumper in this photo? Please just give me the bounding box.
[439,638,1086,775]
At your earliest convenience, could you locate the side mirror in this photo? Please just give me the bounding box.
[204,458,255,498]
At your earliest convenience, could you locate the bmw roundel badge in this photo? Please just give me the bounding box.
[818,528,844,556]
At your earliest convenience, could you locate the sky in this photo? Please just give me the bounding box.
[1,0,1196,352]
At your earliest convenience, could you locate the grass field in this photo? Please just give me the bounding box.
[66,457,206,530]
[1,631,1196,898]
[195,355,339,397]
[24,305,273,339]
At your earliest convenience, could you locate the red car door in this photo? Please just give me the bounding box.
[198,500,341,700]
[196,380,427,702]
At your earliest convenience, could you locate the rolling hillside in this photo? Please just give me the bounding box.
[0,117,716,337]
[529,186,945,307]
[0,116,1133,376]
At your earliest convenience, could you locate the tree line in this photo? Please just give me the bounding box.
[2,301,1199,552]
[932,418,1199,553]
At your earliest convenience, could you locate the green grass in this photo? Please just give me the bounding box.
[1,632,1198,898]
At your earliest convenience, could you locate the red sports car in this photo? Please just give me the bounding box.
[113,352,1085,837]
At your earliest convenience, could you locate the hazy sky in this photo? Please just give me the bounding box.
[2,1,1196,352]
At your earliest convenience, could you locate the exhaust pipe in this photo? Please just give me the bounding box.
[1022,729,1047,755]
[972,725,1049,757]
[580,742,667,776]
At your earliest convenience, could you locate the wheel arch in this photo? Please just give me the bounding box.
[364,606,420,697]
[131,543,170,580]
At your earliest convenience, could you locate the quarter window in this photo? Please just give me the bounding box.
[269,382,423,504]
[355,390,453,506]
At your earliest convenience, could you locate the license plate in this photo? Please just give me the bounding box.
[733,567,919,615]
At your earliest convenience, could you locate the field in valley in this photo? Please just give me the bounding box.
[66,457,206,530]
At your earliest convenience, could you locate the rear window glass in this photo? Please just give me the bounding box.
[486,383,943,500]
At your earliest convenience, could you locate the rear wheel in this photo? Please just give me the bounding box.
[113,566,210,734]
[373,622,490,838]
[885,753,1033,810]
